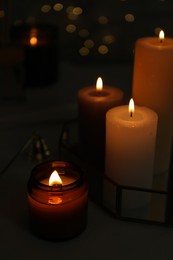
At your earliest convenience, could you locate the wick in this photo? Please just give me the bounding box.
[160,39,163,43]
[130,111,133,117]
[51,183,62,190]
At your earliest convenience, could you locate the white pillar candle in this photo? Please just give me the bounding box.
[105,99,158,186]
[104,99,158,209]
[132,31,173,177]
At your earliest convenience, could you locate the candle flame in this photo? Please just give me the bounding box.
[96,77,103,91]
[159,30,164,42]
[30,36,38,46]
[49,170,62,186]
[129,98,135,117]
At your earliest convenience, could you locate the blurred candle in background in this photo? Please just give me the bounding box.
[132,31,173,184]
[11,23,59,87]
[77,77,124,170]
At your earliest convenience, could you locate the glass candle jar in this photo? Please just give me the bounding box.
[27,161,88,240]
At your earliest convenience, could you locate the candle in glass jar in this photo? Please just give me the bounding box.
[132,30,173,178]
[77,77,124,169]
[27,161,88,241]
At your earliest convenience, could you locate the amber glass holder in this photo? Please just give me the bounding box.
[58,119,173,227]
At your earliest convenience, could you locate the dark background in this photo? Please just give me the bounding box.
[0,0,173,64]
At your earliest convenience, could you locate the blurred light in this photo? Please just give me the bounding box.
[0,10,5,18]
[26,16,36,24]
[102,35,115,44]
[125,13,135,22]
[30,28,38,35]
[41,4,51,13]
[79,47,90,56]
[14,19,23,26]
[98,16,108,25]
[73,7,83,15]
[66,6,74,14]
[66,24,76,33]
[84,39,94,48]
[154,27,162,36]
[30,36,38,46]
[98,45,109,55]
[53,3,63,11]
[67,13,78,20]
[79,29,89,38]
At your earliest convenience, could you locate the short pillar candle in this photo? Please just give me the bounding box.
[77,77,124,169]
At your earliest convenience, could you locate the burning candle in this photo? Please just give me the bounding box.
[27,161,88,240]
[103,100,158,210]
[77,77,124,169]
[104,99,158,208]
[11,23,58,87]
[132,30,173,179]
[29,34,38,47]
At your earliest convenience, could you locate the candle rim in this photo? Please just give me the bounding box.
[28,160,84,192]
[78,85,124,100]
[136,36,173,49]
[106,104,158,125]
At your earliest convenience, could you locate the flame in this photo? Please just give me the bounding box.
[49,170,62,186]
[129,98,135,117]
[159,30,164,42]
[96,77,103,91]
[30,36,38,46]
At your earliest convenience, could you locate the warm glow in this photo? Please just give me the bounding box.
[49,170,62,186]
[102,35,115,45]
[98,16,108,24]
[84,39,94,48]
[79,47,89,56]
[96,77,103,91]
[129,98,135,117]
[154,27,162,36]
[66,6,74,14]
[125,13,135,22]
[30,36,38,46]
[159,30,164,42]
[67,13,78,20]
[66,24,76,33]
[41,4,51,13]
[53,3,63,12]
[73,7,83,15]
[98,45,109,55]
[79,29,89,38]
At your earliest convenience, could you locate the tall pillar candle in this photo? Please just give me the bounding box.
[77,77,124,170]
[132,31,173,178]
[104,99,158,209]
